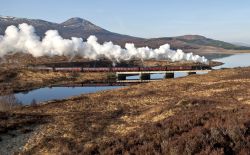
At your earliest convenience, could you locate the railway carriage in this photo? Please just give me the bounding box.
[111,67,139,72]
[28,66,54,71]
[166,66,193,71]
[139,66,166,71]
[82,67,110,72]
[54,67,82,72]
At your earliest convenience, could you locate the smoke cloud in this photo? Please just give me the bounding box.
[0,23,208,63]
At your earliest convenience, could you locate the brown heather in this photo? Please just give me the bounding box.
[0,67,249,154]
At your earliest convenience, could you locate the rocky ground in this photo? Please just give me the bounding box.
[0,112,50,154]
[0,67,250,154]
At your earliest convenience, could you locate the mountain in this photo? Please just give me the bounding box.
[0,16,143,45]
[1,16,250,58]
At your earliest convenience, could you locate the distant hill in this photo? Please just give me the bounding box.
[176,35,250,50]
[1,16,250,58]
[136,35,250,50]
[231,42,250,47]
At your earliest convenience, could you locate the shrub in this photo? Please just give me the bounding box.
[0,94,22,111]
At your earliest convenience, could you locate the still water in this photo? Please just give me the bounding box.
[213,53,250,69]
[4,53,250,105]
[14,86,122,105]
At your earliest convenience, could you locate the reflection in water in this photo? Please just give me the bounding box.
[126,72,208,80]
[14,86,123,105]
[0,94,22,111]
[126,72,191,80]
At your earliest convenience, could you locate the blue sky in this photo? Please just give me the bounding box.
[1,0,250,43]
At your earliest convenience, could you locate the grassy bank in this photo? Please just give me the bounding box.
[0,68,108,96]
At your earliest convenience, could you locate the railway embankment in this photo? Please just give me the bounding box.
[1,67,250,154]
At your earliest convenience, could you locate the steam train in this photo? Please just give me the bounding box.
[28,65,211,72]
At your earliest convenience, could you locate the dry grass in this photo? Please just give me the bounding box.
[0,67,247,154]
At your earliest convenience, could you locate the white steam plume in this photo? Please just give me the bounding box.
[0,23,208,63]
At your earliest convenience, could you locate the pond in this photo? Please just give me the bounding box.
[14,86,123,105]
